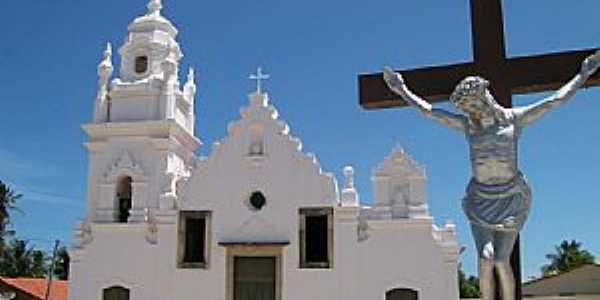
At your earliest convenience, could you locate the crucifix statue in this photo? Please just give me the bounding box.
[358,1,600,299]
[383,52,599,300]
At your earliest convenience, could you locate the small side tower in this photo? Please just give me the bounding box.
[371,147,429,219]
[79,0,200,230]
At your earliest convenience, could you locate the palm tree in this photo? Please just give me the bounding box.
[541,240,596,276]
[0,181,21,251]
[0,239,47,278]
[53,246,70,280]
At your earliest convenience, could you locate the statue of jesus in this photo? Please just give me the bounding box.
[383,50,600,300]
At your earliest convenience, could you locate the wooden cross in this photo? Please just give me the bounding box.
[250,67,270,94]
[359,1,600,109]
[357,1,599,299]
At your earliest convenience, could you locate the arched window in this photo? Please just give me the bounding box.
[116,176,132,223]
[103,286,130,300]
[386,288,419,300]
[134,56,148,74]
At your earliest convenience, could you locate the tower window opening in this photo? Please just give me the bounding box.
[135,56,148,74]
[116,176,132,223]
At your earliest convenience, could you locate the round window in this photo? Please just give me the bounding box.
[249,191,266,210]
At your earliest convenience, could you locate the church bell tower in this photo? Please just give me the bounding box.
[79,0,200,233]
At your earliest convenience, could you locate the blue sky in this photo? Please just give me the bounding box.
[1,0,599,280]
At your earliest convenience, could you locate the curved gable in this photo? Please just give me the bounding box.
[179,92,338,242]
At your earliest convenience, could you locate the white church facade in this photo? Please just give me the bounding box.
[68,1,460,299]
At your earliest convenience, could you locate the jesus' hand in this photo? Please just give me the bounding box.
[581,50,600,78]
[383,67,405,92]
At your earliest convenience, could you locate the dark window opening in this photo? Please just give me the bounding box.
[103,286,130,300]
[249,191,266,210]
[118,198,131,223]
[386,288,419,300]
[135,56,148,74]
[305,215,328,263]
[179,211,210,268]
[116,177,132,223]
[299,208,332,268]
[184,217,206,263]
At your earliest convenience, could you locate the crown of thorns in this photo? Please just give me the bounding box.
[450,76,489,103]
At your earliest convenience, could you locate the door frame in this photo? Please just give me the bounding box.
[223,244,285,300]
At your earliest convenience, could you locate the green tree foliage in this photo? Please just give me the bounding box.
[459,268,480,298]
[541,239,596,276]
[0,239,47,278]
[53,246,70,280]
[0,181,69,280]
[0,181,21,250]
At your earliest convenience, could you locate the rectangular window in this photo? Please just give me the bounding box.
[178,211,210,268]
[299,207,333,269]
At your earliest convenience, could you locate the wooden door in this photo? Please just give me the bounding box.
[234,257,276,300]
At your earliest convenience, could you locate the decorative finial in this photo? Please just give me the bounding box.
[341,165,359,207]
[147,0,162,15]
[103,42,112,60]
[98,42,113,79]
[392,143,405,155]
[95,42,114,122]
[249,66,270,94]
[184,67,197,100]
[343,166,355,189]
[187,67,195,83]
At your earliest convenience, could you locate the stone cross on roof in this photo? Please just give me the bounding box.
[249,67,270,94]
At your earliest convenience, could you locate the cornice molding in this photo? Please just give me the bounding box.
[82,120,201,151]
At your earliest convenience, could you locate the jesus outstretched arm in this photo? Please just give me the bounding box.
[513,50,600,125]
[383,67,466,131]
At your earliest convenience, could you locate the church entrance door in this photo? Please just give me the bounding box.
[233,256,276,300]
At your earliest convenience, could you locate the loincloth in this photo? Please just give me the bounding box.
[462,173,531,232]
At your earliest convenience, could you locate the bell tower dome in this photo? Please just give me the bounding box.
[92,0,196,134]
[118,0,180,82]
